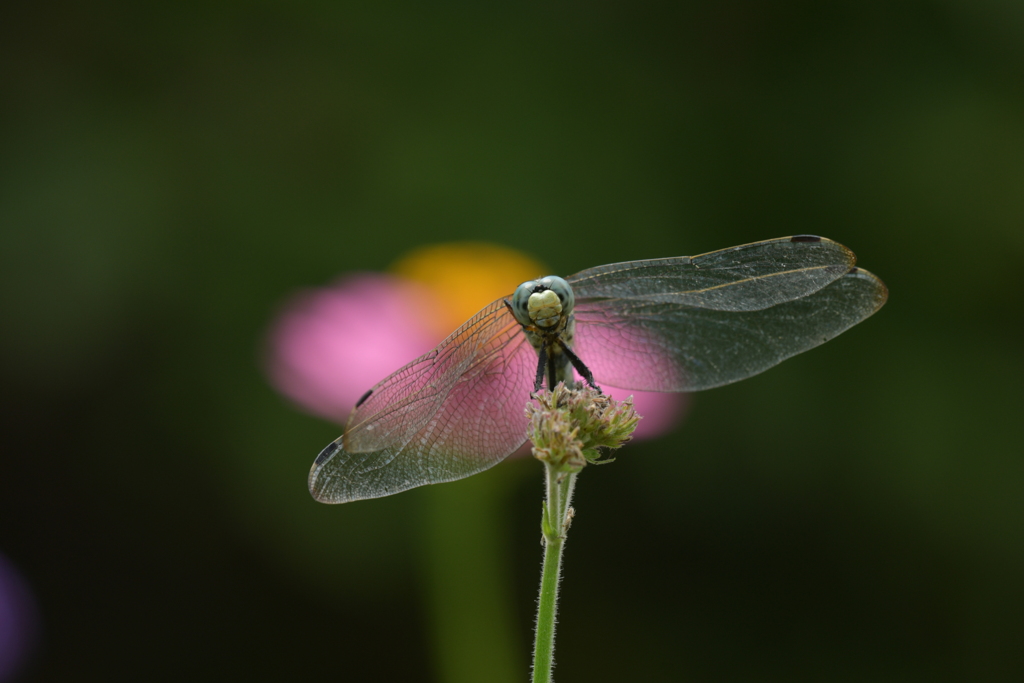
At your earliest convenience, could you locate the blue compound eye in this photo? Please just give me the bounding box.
[511,280,539,327]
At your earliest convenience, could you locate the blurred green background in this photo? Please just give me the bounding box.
[2,2,1023,681]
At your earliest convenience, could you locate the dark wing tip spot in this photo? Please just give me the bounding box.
[791,234,822,243]
[848,266,861,274]
[314,441,339,466]
[355,389,373,407]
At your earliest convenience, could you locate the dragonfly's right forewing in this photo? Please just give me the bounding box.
[309,298,535,504]
[569,237,887,392]
[568,236,857,311]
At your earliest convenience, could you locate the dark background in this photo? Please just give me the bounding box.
[2,2,1023,681]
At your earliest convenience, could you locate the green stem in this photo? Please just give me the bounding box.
[532,467,577,683]
[421,472,522,683]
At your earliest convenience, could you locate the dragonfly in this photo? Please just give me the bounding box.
[309,235,887,504]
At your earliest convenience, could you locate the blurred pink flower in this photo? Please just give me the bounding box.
[266,273,436,423]
[264,245,687,443]
[624,383,688,440]
[0,552,38,683]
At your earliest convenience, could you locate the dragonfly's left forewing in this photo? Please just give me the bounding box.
[309,299,535,504]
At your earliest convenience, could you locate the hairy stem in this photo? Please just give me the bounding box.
[532,467,576,683]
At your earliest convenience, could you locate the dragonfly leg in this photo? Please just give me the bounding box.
[558,340,602,393]
[546,348,559,391]
[534,345,548,393]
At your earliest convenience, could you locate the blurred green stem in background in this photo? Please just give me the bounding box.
[528,385,640,683]
[420,471,523,683]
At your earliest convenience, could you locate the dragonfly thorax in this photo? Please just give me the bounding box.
[509,276,580,391]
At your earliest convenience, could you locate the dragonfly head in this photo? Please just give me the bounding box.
[511,276,575,329]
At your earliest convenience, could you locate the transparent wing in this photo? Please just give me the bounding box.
[309,299,535,503]
[569,235,857,310]
[570,237,888,391]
